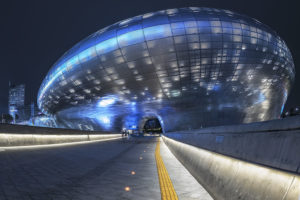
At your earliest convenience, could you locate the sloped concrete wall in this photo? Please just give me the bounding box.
[163,136,300,200]
[0,124,120,147]
[163,116,300,200]
[164,115,300,173]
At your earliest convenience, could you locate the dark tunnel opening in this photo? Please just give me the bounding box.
[143,118,162,134]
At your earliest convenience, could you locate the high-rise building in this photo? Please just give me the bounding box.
[8,83,25,123]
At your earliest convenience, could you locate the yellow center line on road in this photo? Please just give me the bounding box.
[155,138,178,200]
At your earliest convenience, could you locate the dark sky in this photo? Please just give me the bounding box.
[0,0,299,114]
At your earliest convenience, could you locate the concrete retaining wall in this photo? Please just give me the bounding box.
[170,115,300,134]
[0,124,121,147]
[163,136,300,200]
[0,123,115,135]
[164,115,300,174]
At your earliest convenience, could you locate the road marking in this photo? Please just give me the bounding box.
[155,138,178,200]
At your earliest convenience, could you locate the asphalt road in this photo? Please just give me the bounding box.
[0,136,211,200]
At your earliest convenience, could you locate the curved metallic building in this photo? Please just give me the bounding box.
[37,7,295,132]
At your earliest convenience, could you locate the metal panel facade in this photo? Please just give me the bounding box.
[37,7,295,132]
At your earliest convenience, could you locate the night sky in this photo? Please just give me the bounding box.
[0,0,299,114]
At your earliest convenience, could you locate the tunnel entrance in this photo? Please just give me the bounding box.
[143,118,162,134]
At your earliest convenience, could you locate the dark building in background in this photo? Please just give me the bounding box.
[7,83,39,124]
[19,103,40,125]
[8,83,25,123]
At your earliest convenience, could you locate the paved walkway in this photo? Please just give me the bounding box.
[0,136,211,200]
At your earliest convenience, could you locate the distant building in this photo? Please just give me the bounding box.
[8,83,25,123]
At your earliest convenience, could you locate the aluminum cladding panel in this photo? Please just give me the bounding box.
[37,7,295,132]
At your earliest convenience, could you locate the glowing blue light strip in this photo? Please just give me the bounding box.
[38,23,173,106]
[117,29,144,47]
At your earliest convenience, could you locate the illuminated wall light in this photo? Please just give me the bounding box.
[163,83,172,88]
[97,96,116,107]
[146,41,155,48]
[136,75,143,81]
[172,76,180,81]
[106,67,115,74]
[86,75,95,81]
[166,8,178,14]
[191,43,200,49]
[70,101,78,105]
[124,89,131,94]
[251,38,257,44]
[201,43,210,49]
[201,58,208,64]
[115,57,125,64]
[93,79,101,84]
[98,116,110,124]
[84,89,91,94]
[75,95,85,100]
[119,18,132,26]
[115,79,125,85]
[94,86,101,91]
[233,35,242,42]
[73,80,82,86]
[171,90,181,97]
[104,77,112,82]
[143,12,154,19]
[59,80,67,86]
[145,58,152,65]
[262,47,267,52]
